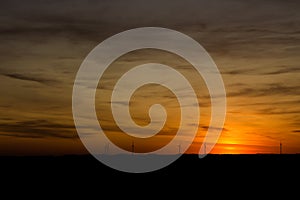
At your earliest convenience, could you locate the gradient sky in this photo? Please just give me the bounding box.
[0,0,299,155]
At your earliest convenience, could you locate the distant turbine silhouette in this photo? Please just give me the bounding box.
[104,143,109,154]
[132,141,135,155]
[280,141,282,154]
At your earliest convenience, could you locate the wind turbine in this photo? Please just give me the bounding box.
[132,141,135,155]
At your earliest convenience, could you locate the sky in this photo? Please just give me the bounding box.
[0,0,299,155]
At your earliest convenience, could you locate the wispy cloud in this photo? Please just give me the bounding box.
[222,66,300,76]
[2,73,57,85]
[233,99,300,107]
[227,83,300,97]
[0,119,77,139]
[255,107,300,115]
[262,66,300,75]
[188,124,228,132]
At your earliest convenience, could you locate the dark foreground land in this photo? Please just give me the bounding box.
[1,154,299,192]
[1,154,299,176]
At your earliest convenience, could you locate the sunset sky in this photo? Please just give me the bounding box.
[0,0,299,155]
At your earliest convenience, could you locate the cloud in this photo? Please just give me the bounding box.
[227,83,300,97]
[255,108,300,115]
[222,68,256,75]
[1,0,299,42]
[234,99,300,107]
[292,130,300,133]
[262,66,300,75]
[110,101,129,106]
[100,123,178,136]
[190,124,228,132]
[222,66,300,76]
[2,73,57,85]
[0,119,77,139]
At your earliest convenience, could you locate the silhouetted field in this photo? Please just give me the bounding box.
[0,154,300,199]
[1,154,299,194]
[1,154,299,176]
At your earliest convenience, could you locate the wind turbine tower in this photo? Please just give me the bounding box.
[132,141,135,155]
[178,144,181,154]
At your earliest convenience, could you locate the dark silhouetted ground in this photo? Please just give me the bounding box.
[1,154,299,194]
